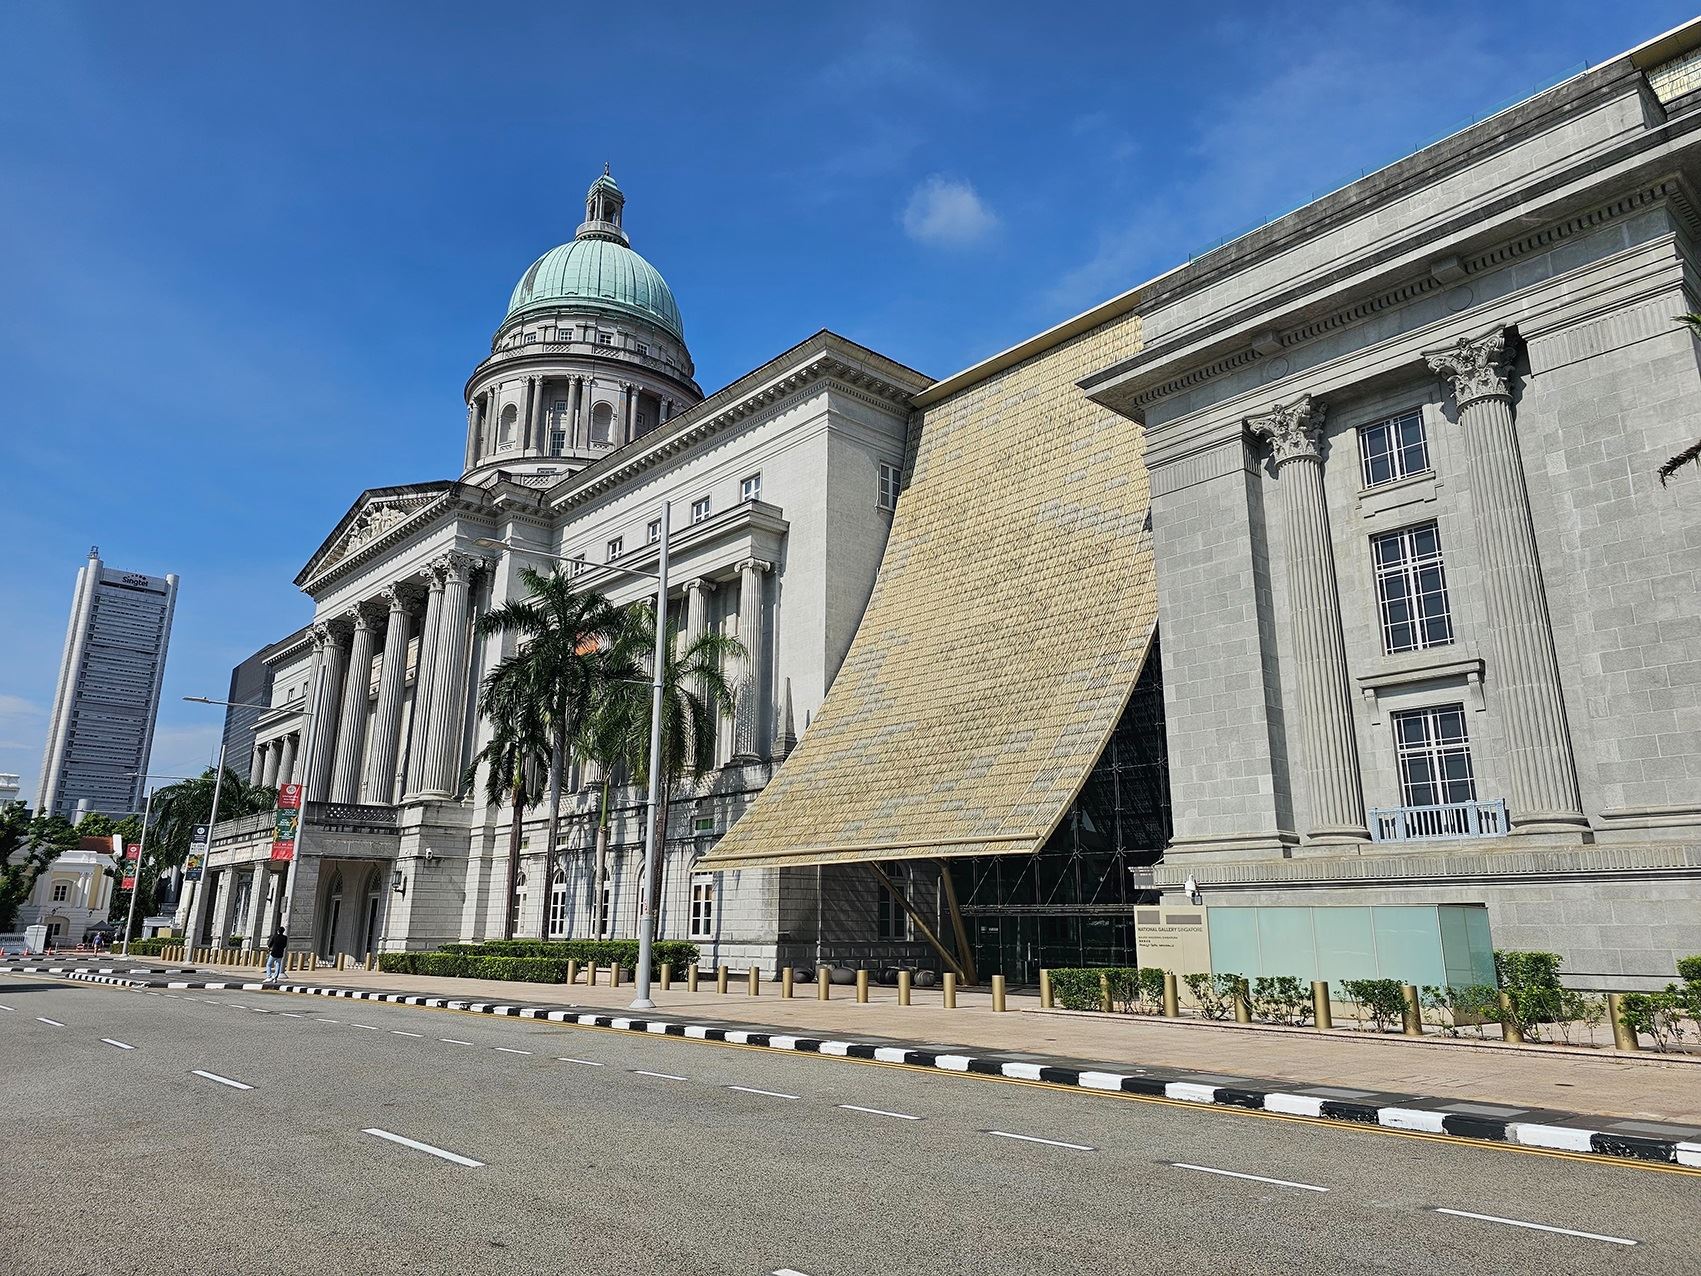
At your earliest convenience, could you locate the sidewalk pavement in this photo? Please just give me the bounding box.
[179,958,1701,1126]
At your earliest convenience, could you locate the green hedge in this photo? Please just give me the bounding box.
[1049,967,1166,1013]
[120,937,177,957]
[379,939,700,983]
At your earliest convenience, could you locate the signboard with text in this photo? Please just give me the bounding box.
[125,843,141,862]
[184,825,209,881]
[271,784,303,861]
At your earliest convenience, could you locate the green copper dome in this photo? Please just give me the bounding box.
[506,237,685,343]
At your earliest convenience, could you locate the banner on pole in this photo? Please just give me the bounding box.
[271,785,303,861]
[125,843,141,862]
[184,825,210,880]
[121,875,136,890]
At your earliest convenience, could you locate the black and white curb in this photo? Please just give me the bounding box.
[10,964,1698,1170]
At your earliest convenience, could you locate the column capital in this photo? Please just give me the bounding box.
[432,549,489,584]
[379,583,410,613]
[736,557,773,577]
[1245,394,1325,467]
[683,576,711,597]
[1424,324,1512,408]
[344,603,374,632]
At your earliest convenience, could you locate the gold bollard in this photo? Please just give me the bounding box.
[855,969,869,1004]
[943,971,957,1008]
[1401,984,1423,1036]
[660,963,672,991]
[1162,971,1180,1018]
[587,961,599,987]
[991,974,1007,1012]
[565,958,578,986]
[687,962,699,993]
[1039,968,1054,1009]
[782,966,794,998]
[1607,992,1640,1051]
[748,967,760,997]
[1312,980,1333,1029]
[1233,979,1252,1024]
[898,970,911,1006]
[818,968,830,1001]
[336,953,347,972]
[1099,971,1112,1014]
[1499,991,1524,1044]
[716,966,729,994]
[610,962,622,989]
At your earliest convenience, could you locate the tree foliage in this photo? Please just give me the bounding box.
[0,803,81,931]
[145,768,276,869]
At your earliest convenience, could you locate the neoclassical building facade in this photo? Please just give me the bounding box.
[182,173,930,965]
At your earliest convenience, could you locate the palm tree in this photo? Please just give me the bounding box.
[1660,314,1701,484]
[583,601,741,936]
[466,656,551,939]
[476,567,621,922]
[149,767,277,869]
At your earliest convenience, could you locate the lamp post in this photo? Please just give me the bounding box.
[475,498,671,1010]
[116,771,198,957]
[183,696,314,954]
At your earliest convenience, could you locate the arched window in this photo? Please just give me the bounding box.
[590,401,614,446]
[548,870,568,937]
[499,404,518,448]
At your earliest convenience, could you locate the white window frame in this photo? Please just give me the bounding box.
[688,873,716,939]
[51,881,69,903]
[646,518,661,545]
[1358,409,1430,489]
[1391,703,1477,808]
[740,472,762,503]
[597,882,612,937]
[606,537,624,562]
[548,873,568,937]
[1372,521,1453,654]
[570,554,587,577]
[878,462,900,511]
[690,496,712,524]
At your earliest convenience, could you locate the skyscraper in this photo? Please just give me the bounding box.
[36,548,179,819]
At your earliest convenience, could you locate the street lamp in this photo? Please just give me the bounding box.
[181,696,315,955]
[475,500,671,1011]
[118,770,198,957]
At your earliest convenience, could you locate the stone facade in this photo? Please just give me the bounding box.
[1082,38,1701,987]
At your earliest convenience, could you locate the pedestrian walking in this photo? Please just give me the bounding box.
[264,928,288,982]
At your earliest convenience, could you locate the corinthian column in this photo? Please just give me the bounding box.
[329,606,377,804]
[403,565,445,800]
[730,559,772,763]
[1247,394,1368,844]
[1424,326,1584,832]
[276,733,297,787]
[420,552,479,798]
[302,622,349,804]
[363,587,412,805]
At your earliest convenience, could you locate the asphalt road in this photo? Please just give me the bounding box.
[2,974,1695,1276]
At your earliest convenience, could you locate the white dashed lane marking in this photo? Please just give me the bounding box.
[559,1057,603,1066]
[362,1128,484,1168]
[839,1104,921,1121]
[440,1038,474,1046]
[390,1030,422,1038]
[1170,1162,1327,1193]
[36,1017,64,1026]
[100,1038,136,1050]
[634,1069,686,1081]
[192,1070,253,1091]
[729,1086,799,1100]
[987,1130,1094,1151]
[1433,1209,1636,1246]
[495,1047,532,1055]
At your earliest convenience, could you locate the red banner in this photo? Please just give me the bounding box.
[277,783,303,810]
[125,843,141,862]
[121,875,136,890]
[269,843,295,863]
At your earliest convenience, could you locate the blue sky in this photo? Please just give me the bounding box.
[0,1,1692,805]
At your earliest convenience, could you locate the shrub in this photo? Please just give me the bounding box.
[121,937,177,957]
[1250,975,1311,1026]
[1618,990,1690,1053]
[379,939,699,983]
[1550,988,1608,1047]
[1494,949,1564,1042]
[1340,978,1406,1032]
[1420,983,1501,1039]
[1183,972,1243,1020]
[1048,967,1167,1013]
[1677,955,1701,984]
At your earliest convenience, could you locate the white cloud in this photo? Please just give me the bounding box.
[0,694,43,719]
[902,175,999,248]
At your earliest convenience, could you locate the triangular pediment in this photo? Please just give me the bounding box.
[297,481,456,585]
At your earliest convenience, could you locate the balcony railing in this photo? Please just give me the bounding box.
[1368,798,1509,842]
[308,801,400,834]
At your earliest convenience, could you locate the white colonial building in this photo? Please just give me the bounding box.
[184,172,930,966]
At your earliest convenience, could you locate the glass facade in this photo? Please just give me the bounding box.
[949,637,1171,984]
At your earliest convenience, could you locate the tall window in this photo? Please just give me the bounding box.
[1372,522,1453,653]
[878,462,900,511]
[606,537,624,561]
[1392,704,1476,808]
[499,404,518,449]
[548,871,568,937]
[740,473,762,503]
[590,401,614,446]
[549,400,569,456]
[597,882,612,937]
[689,873,716,938]
[570,554,587,577]
[1358,409,1430,488]
[691,496,712,524]
[52,881,69,902]
[646,518,662,545]
[875,862,911,940]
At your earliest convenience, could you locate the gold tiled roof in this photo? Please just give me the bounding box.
[701,310,1156,870]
